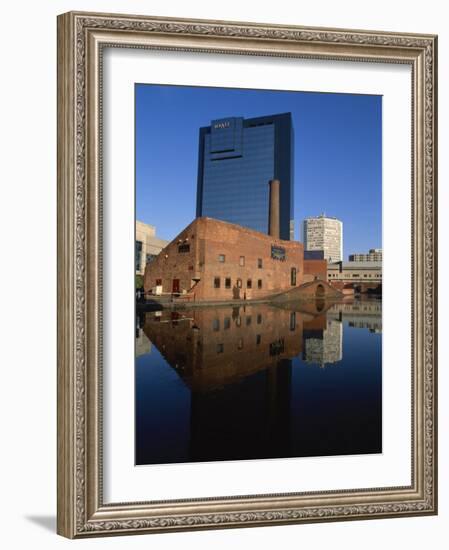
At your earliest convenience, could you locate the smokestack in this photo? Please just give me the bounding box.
[268,179,280,239]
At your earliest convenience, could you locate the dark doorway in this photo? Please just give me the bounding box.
[172,279,180,293]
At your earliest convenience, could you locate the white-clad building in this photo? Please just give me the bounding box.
[135,221,169,276]
[303,214,343,263]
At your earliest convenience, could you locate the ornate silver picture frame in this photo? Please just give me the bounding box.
[57,11,437,538]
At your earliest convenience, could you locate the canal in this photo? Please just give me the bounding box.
[135,298,382,465]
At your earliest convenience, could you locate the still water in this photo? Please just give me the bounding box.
[135,299,382,465]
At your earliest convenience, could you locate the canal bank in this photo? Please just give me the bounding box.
[137,279,343,312]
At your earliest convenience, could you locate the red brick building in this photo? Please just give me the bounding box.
[143,217,304,302]
[303,258,328,282]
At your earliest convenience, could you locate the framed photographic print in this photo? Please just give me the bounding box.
[57,11,438,538]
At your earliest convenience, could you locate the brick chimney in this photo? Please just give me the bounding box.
[268,179,280,239]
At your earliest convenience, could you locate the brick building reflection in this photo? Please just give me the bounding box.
[143,305,305,391]
[141,304,338,462]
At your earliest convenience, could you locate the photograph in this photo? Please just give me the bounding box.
[134,84,383,465]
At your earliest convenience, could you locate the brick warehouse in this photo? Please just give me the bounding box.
[143,216,304,302]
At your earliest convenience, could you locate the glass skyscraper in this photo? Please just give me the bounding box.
[196,113,294,240]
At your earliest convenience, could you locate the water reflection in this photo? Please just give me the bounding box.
[135,298,382,465]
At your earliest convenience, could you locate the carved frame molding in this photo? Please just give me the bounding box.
[57,11,437,538]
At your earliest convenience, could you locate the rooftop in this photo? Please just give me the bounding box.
[179,216,303,247]
[304,214,342,222]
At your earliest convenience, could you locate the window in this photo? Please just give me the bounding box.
[178,243,190,253]
[247,279,252,289]
[256,334,261,345]
[135,240,142,271]
[271,245,286,261]
[237,278,242,288]
[146,254,156,264]
[214,277,220,288]
[212,319,220,331]
[239,256,245,266]
[291,267,297,286]
[352,274,360,278]
[290,312,296,331]
[237,338,244,350]
[257,314,262,324]
[258,258,263,269]
[216,343,224,354]
[225,277,231,289]
[218,254,225,263]
[236,316,241,327]
[269,338,285,356]
[224,317,231,329]
[246,316,252,326]
[155,278,162,286]
[258,279,263,289]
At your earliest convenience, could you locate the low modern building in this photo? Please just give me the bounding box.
[136,221,169,276]
[143,216,304,302]
[327,261,382,290]
[349,248,382,262]
[303,215,343,263]
[327,301,382,333]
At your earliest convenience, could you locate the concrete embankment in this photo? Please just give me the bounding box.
[137,280,343,312]
[270,280,342,303]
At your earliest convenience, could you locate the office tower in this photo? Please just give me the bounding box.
[303,214,343,263]
[196,113,294,240]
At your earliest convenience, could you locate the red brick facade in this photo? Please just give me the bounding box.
[144,217,304,302]
[303,259,328,282]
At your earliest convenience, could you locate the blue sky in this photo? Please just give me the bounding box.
[136,84,382,260]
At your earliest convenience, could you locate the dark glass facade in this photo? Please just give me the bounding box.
[196,113,294,240]
[304,250,325,260]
